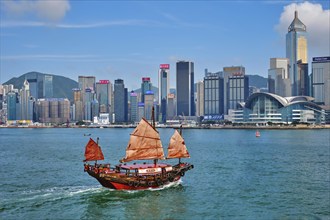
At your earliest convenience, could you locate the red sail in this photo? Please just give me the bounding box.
[84,138,104,162]
[120,118,165,163]
[167,130,190,159]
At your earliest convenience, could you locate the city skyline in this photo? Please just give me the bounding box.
[0,1,329,91]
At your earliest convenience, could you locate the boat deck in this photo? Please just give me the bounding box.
[119,163,171,170]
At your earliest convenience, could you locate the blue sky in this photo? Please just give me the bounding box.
[0,0,329,90]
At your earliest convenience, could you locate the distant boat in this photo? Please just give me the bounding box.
[256,130,260,137]
[83,107,194,190]
[84,133,91,136]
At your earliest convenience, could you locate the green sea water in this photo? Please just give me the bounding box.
[0,128,329,219]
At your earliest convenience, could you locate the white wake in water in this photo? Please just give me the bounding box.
[17,185,104,202]
[124,179,183,194]
[5,180,183,205]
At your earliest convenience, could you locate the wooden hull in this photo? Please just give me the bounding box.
[84,163,194,190]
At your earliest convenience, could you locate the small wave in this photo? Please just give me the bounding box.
[14,185,103,203]
[1,185,105,213]
[123,179,183,193]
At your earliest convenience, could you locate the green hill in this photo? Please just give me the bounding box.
[247,74,268,89]
[3,72,78,102]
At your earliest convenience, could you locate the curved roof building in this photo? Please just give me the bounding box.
[231,92,325,124]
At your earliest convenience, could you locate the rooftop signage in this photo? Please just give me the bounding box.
[168,94,175,98]
[160,64,170,69]
[142,77,150,82]
[224,67,242,72]
[145,90,154,95]
[313,56,330,62]
[231,72,244,77]
[99,80,109,84]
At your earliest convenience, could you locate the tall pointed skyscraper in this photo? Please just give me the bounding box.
[286,10,308,96]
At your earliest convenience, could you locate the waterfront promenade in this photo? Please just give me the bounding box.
[1,124,329,129]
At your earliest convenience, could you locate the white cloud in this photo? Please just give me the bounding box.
[1,0,70,22]
[275,1,330,56]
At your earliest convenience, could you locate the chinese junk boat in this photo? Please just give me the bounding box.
[83,115,194,190]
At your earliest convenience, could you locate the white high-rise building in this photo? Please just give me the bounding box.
[268,58,291,97]
[196,81,204,117]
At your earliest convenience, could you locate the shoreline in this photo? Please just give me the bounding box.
[1,124,329,129]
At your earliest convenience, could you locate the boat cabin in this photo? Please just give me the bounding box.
[117,163,173,176]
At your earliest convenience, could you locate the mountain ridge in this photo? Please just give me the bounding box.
[3,72,78,102]
[3,72,268,102]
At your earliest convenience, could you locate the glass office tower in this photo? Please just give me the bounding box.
[286,11,308,96]
[176,61,194,116]
[141,77,152,104]
[204,72,224,120]
[158,64,170,123]
[311,56,330,106]
[114,79,128,123]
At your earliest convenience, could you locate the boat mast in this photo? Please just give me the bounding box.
[151,106,158,166]
[151,106,156,129]
[179,125,182,164]
[95,137,99,165]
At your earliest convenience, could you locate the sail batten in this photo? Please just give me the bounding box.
[84,138,104,162]
[167,130,190,159]
[121,118,165,162]
[130,134,160,140]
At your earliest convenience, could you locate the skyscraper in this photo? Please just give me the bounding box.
[96,80,113,114]
[311,56,330,106]
[158,64,170,123]
[228,74,249,111]
[167,94,176,120]
[78,76,96,92]
[223,66,248,114]
[43,75,53,98]
[36,98,70,124]
[138,102,145,121]
[286,11,308,96]
[19,80,34,120]
[144,91,154,120]
[7,91,18,120]
[91,98,99,121]
[176,61,194,116]
[268,58,291,97]
[130,91,138,123]
[73,88,83,122]
[114,79,128,123]
[297,60,309,96]
[141,77,152,103]
[25,72,40,99]
[204,71,224,120]
[196,81,204,117]
[78,76,96,120]
[84,88,94,121]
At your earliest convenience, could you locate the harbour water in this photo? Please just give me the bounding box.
[0,128,329,219]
